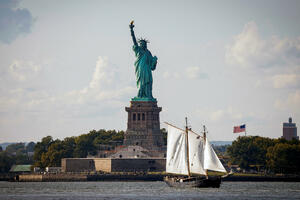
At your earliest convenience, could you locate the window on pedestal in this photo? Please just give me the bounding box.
[142,113,145,121]
[133,113,136,121]
[138,113,141,121]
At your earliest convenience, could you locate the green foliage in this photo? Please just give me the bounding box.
[213,145,229,156]
[26,142,35,152]
[266,143,300,173]
[74,130,98,157]
[33,129,124,168]
[15,152,33,165]
[0,142,35,173]
[227,136,300,173]
[5,143,26,154]
[0,152,14,173]
[33,136,53,168]
[111,130,125,142]
[227,136,274,169]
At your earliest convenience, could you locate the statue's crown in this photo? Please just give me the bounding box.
[138,38,149,43]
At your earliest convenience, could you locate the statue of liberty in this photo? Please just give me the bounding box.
[129,21,158,101]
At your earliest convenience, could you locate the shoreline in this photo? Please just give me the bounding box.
[1,173,300,182]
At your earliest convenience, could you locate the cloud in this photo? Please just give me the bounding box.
[0,0,34,44]
[225,21,300,70]
[197,106,244,122]
[186,66,208,80]
[274,90,300,111]
[66,56,135,105]
[162,71,180,79]
[209,110,224,121]
[163,67,208,80]
[271,74,300,89]
[89,57,116,89]
[0,56,135,120]
[9,60,41,81]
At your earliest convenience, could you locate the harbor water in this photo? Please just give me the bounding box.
[1,181,300,200]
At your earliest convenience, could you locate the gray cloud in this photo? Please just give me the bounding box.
[0,0,34,44]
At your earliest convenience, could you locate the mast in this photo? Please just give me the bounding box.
[203,125,208,179]
[185,117,191,177]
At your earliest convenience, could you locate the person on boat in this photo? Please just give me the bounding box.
[129,21,158,100]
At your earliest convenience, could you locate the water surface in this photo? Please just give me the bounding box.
[1,181,299,200]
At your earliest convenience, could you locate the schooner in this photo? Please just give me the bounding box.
[164,118,228,188]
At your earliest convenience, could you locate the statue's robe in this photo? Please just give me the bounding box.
[133,45,157,98]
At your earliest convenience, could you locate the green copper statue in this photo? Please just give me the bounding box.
[129,21,157,101]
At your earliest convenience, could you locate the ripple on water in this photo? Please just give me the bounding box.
[0,181,300,200]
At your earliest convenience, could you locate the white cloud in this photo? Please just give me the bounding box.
[209,110,224,121]
[271,74,300,89]
[186,66,208,80]
[197,106,244,122]
[0,56,135,118]
[66,56,135,105]
[89,56,116,89]
[162,71,180,79]
[226,21,300,70]
[226,21,300,93]
[9,60,41,81]
[274,90,300,111]
[163,67,208,80]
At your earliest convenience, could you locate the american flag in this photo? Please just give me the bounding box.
[233,124,246,133]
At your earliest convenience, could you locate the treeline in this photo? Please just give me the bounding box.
[227,136,300,174]
[33,129,125,169]
[0,142,35,173]
[1,128,168,172]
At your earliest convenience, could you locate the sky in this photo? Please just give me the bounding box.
[1,0,300,142]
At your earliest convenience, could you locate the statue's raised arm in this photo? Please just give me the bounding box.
[129,20,138,46]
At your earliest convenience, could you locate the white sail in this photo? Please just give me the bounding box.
[166,125,189,175]
[203,137,227,173]
[188,131,206,175]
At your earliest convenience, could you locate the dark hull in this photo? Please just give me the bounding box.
[164,176,222,188]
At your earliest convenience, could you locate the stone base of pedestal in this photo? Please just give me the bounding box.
[124,101,164,151]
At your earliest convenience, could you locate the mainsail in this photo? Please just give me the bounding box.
[166,125,189,175]
[188,130,206,175]
[166,123,227,175]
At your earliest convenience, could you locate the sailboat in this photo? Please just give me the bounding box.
[164,118,228,188]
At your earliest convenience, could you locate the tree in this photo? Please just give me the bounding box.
[32,129,127,167]
[266,143,300,173]
[62,137,76,158]
[73,131,97,157]
[26,142,35,152]
[5,143,26,154]
[43,140,64,167]
[42,138,77,167]
[111,130,124,142]
[0,152,14,173]
[227,136,274,169]
[213,145,230,156]
[15,151,32,165]
[33,136,53,168]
